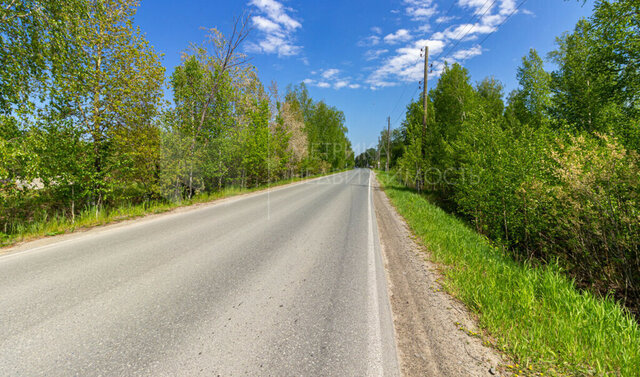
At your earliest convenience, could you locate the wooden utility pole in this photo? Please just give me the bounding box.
[376,136,381,169]
[386,116,391,172]
[422,45,429,150]
[418,45,429,192]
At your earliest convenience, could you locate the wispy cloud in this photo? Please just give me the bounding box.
[404,0,438,21]
[246,0,302,57]
[321,68,340,80]
[367,39,445,88]
[521,8,535,17]
[452,44,483,60]
[358,35,381,47]
[304,68,361,90]
[364,49,389,61]
[436,15,456,24]
[431,23,496,42]
[334,80,349,89]
[383,29,412,44]
[365,0,523,89]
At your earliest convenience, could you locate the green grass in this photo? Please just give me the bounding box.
[376,170,640,377]
[1,171,341,249]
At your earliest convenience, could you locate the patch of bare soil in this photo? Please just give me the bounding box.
[372,173,507,377]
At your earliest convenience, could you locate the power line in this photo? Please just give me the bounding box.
[458,0,530,61]
[391,0,529,127]
[387,1,459,124]
[392,86,420,127]
[389,0,496,126]
[431,0,499,64]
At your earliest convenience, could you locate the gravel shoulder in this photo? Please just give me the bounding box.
[372,172,506,376]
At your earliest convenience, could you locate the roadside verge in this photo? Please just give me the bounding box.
[375,171,640,376]
[372,171,504,376]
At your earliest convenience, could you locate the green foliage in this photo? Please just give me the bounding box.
[549,3,640,149]
[0,2,352,241]
[0,0,86,116]
[515,49,552,127]
[475,76,504,119]
[378,171,640,376]
[354,148,377,168]
[285,83,353,172]
[389,0,640,326]
[393,94,435,187]
[433,63,476,134]
[537,134,640,305]
[590,0,640,119]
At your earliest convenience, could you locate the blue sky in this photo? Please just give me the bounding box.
[135,0,595,152]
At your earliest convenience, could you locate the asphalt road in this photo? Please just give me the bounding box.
[0,169,399,376]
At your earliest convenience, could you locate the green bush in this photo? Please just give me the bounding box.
[378,170,640,376]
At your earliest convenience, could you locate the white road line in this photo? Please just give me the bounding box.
[367,170,384,376]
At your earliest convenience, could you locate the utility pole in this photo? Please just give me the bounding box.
[422,45,429,153]
[386,116,391,172]
[376,136,381,169]
[418,45,429,192]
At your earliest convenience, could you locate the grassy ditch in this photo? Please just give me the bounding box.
[1,171,344,249]
[376,170,640,377]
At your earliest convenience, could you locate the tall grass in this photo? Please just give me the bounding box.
[377,170,640,376]
[1,172,335,248]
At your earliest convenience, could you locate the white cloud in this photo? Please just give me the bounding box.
[361,0,524,90]
[383,29,412,44]
[250,0,301,29]
[334,80,349,89]
[367,39,445,88]
[417,24,431,33]
[521,9,535,17]
[404,0,437,21]
[459,0,519,28]
[252,15,281,33]
[452,44,483,60]
[365,49,389,61]
[436,15,456,24]
[321,68,340,79]
[433,23,497,41]
[247,0,302,57]
[371,26,382,35]
[458,0,493,15]
[358,35,381,47]
[306,69,360,90]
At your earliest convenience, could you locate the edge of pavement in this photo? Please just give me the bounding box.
[371,170,507,377]
[367,169,402,377]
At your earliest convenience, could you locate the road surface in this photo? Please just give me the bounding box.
[0,169,399,376]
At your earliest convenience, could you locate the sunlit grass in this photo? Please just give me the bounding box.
[377,170,640,376]
[1,171,339,248]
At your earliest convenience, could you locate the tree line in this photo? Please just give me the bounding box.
[359,0,640,315]
[0,0,353,238]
